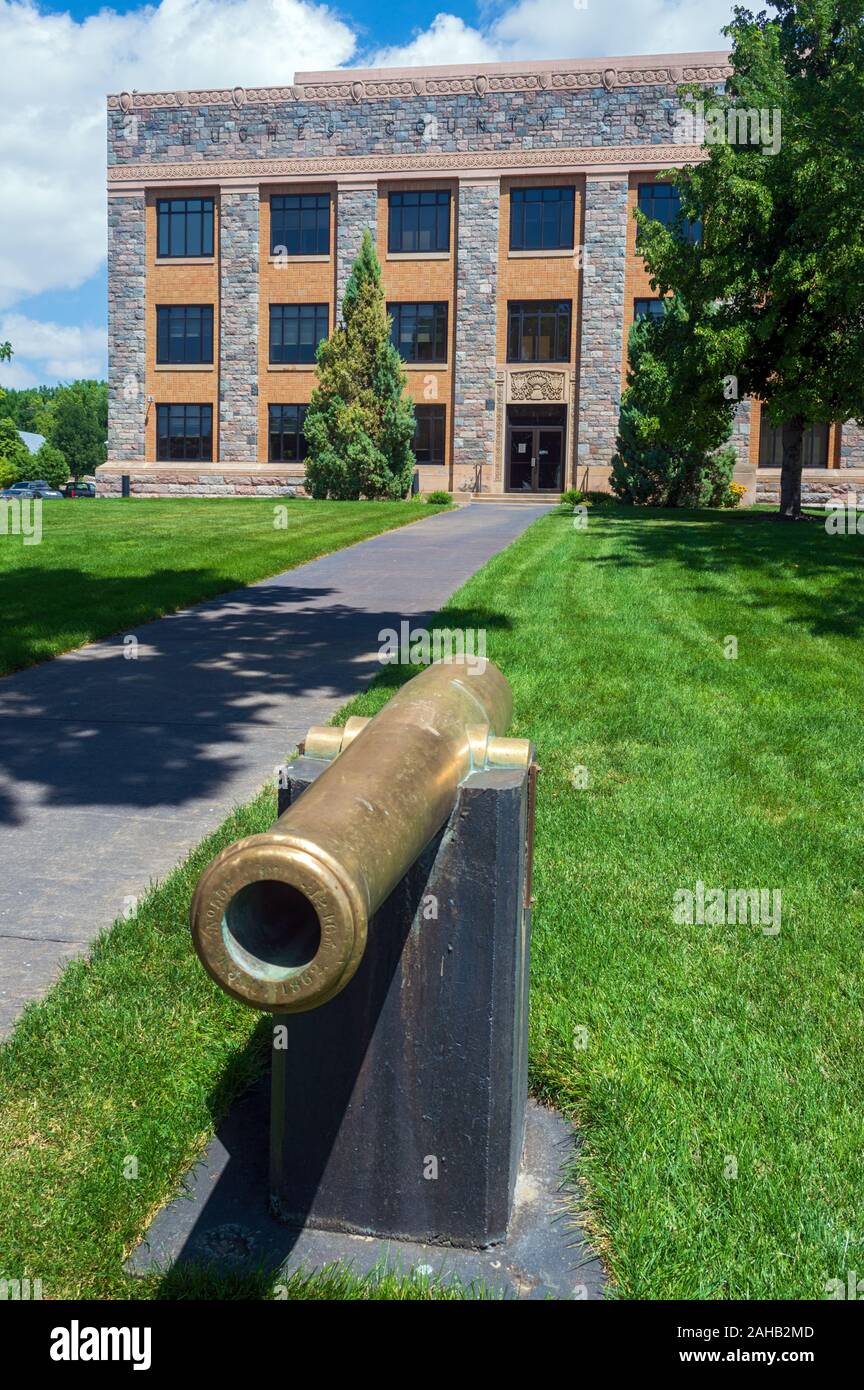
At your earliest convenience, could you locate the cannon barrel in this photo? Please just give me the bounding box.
[189,658,530,1013]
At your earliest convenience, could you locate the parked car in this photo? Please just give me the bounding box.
[63,481,97,498]
[0,479,63,500]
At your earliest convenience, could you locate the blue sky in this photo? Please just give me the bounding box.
[0,0,732,388]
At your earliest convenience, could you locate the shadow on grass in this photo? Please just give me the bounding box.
[0,557,513,829]
[565,505,864,640]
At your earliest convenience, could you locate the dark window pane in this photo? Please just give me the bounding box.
[758,421,829,468]
[157,197,215,258]
[387,302,448,363]
[506,300,571,362]
[269,305,328,364]
[271,194,330,256]
[156,402,212,460]
[634,298,665,321]
[268,403,308,462]
[156,305,214,364]
[509,187,574,251]
[388,190,450,253]
[413,405,446,465]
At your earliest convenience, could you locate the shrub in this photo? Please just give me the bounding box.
[425,489,451,505]
[559,488,584,508]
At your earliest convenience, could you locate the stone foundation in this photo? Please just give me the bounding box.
[754,469,864,506]
[97,467,306,497]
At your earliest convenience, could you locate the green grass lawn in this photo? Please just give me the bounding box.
[0,497,445,677]
[1,503,862,1299]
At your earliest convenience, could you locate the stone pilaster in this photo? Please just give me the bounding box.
[219,188,259,462]
[454,177,498,491]
[107,193,146,462]
[730,398,753,466]
[576,176,628,470]
[839,420,864,468]
[335,181,377,317]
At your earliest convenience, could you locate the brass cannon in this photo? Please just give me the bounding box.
[190,659,532,1013]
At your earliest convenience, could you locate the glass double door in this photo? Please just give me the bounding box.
[507,426,564,492]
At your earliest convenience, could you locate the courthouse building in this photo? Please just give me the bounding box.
[101,52,864,500]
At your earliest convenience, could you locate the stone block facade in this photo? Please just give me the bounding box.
[576,176,628,471]
[454,178,498,492]
[107,195,146,460]
[100,52,861,500]
[219,190,260,461]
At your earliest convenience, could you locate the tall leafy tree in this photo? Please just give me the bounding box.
[304,230,415,500]
[638,0,864,518]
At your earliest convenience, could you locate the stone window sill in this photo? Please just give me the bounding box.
[154,363,214,372]
[403,362,448,371]
[267,255,330,264]
[267,364,318,372]
[508,249,575,259]
[154,257,216,266]
[386,252,450,261]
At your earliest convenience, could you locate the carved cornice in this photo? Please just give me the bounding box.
[107,58,730,112]
[108,143,707,186]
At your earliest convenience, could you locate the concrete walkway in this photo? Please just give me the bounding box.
[0,503,549,1036]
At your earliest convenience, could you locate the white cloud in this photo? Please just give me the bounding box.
[0,0,357,313]
[0,313,106,381]
[370,0,732,68]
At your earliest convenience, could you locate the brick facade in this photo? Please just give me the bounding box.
[101,53,861,499]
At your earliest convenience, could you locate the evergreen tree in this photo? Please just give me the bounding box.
[304,230,415,500]
[611,298,741,507]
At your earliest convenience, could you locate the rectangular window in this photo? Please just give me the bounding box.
[156,197,215,258]
[413,405,446,466]
[636,182,701,245]
[506,300,571,363]
[269,304,329,365]
[155,404,213,461]
[156,305,214,365]
[270,194,330,257]
[509,186,575,252]
[634,298,665,321]
[388,302,448,363]
[758,422,830,468]
[388,190,450,254]
[269,404,308,462]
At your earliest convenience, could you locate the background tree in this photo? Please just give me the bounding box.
[51,380,107,477]
[0,417,33,481]
[304,230,415,500]
[20,442,68,490]
[612,296,744,506]
[638,0,864,518]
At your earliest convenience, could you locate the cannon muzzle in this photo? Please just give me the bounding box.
[189,658,530,1012]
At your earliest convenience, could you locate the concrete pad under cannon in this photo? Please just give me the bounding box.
[126,1081,605,1300]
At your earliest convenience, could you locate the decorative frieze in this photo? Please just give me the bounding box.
[107,55,730,111]
[507,369,569,404]
[108,145,707,188]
